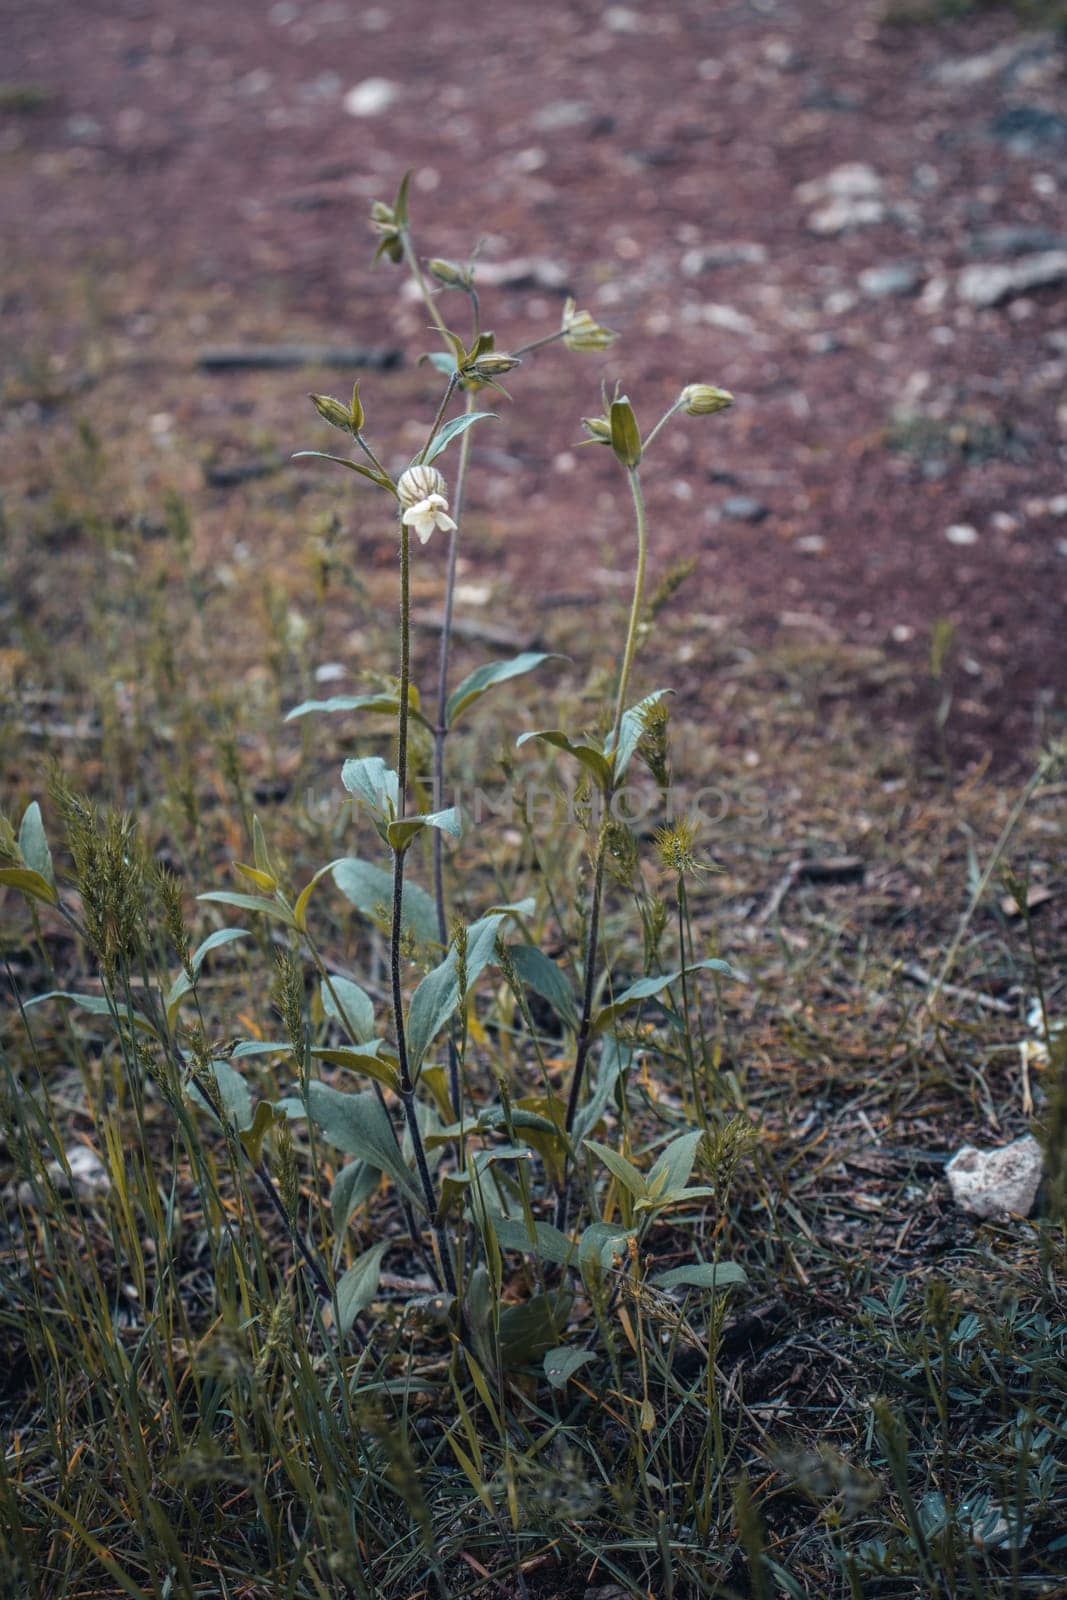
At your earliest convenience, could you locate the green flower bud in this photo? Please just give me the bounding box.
[428,257,471,290]
[681,384,733,417]
[467,351,520,378]
[310,393,354,433]
[561,297,616,352]
[609,396,642,468]
[581,416,613,444]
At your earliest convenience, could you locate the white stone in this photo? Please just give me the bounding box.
[48,1144,112,1201]
[343,78,398,117]
[957,251,1067,308]
[946,1134,1043,1220]
[946,523,979,546]
[795,162,882,205]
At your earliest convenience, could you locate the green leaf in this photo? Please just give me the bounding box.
[0,866,58,905]
[499,1292,571,1369]
[293,857,348,932]
[332,858,438,944]
[24,990,153,1032]
[652,1261,747,1293]
[321,974,375,1045]
[197,891,295,927]
[421,410,498,466]
[285,692,418,725]
[239,1099,278,1164]
[190,926,249,974]
[291,450,393,491]
[507,943,578,1030]
[543,1346,596,1390]
[579,1221,636,1276]
[189,1059,254,1132]
[572,1036,631,1143]
[515,729,612,791]
[489,1213,573,1267]
[424,351,458,377]
[233,861,277,893]
[635,1183,718,1215]
[310,1044,399,1092]
[386,805,462,852]
[406,951,460,1074]
[590,959,734,1035]
[583,1139,648,1201]
[609,396,642,467]
[647,1129,705,1197]
[331,1160,381,1233]
[164,969,194,1028]
[341,756,398,818]
[303,1083,422,1208]
[335,1240,390,1336]
[18,802,55,888]
[446,652,560,728]
[608,689,670,782]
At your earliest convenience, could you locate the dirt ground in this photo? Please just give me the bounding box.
[2,0,1065,769]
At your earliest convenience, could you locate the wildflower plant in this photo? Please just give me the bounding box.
[2,169,751,1568]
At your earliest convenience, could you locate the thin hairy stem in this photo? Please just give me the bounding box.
[401,231,451,339]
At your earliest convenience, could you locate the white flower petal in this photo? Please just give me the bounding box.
[434,511,458,533]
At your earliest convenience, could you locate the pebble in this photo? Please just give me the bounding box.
[531,99,593,133]
[342,78,397,117]
[20,1144,112,1204]
[946,1134,1043,1220]
[808,197,885,235]
[474,256,569,292]
[957,251,1067,307]
[858,261,921,298]
[990,105,1067,155]
[681,242,768,276]
[722,496,768,523]
[946,523,979,546]
[969,224,1063,258]
[795,162,882,204]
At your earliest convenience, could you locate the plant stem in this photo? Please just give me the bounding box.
[390,517,457,1299]
[609,464,649,756]
[512,328,565,359]
[419,372,459,465]
[401,232,450,339]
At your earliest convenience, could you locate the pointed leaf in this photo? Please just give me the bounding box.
[336,1240,390,1335]
[583,1139,648,1201]
[507,942,578,1030]
[590,959,734,1035]
[189,1059,254,1132]
[332,858,438,944]
[386,805,461,852]
[285,692,409,724]
[293,857,348,932]
[0,867,58,905]
[647,1129,705,1197]
[310,1044,399,1092]
[544,1346,596,1390]
[24,990,153,1032]
[515,729,612,791]
[421,409,498,466]
[321,974,376,1045]
[341,756,399,818]
[18,802,55,888]
[291,451,393,490]
[446,652,561,728]
[190,926,249,974]
[331,1160,381,1233]
[489,1213,573,1267]
[652,1261,747,1293]
[608,689,671,781]
[303,1083,422,1207]
[233,861,277,892]
[198,890,295,927]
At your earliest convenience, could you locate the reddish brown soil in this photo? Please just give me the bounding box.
[2,0,1065,767]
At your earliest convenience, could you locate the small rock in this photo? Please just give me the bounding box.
[699,302,756,335]
[531,99,593,133]
[795,162,882,205]
[474,256,570,293]
[935,37,1042,87]
[957,251,1067,307]
[808,197,886,236]
[990,105,1067,155]
[969,224,1062,258]
[946,1134,1043,1220]
[52,1144,111,1202]
[342,78,397,117]
[681,241,767,276]
[858,261,922,298]
[946,523,979,546]
[722,496,768,523]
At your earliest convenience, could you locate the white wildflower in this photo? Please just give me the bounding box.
[397,465,458,546]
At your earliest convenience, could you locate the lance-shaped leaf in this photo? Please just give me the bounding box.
[572,1036,632,1143]
[515,729,612,791]
[488,1212,574,1267]
[652,1261,747,1293]
[386,805,461,852]
[606,689,671,782]
[293,857,349,932]
[198,890,296,927]
[18,802,55,890]
[420,409,498,466]
[544,1346,596,1390]
[590,958,735,1035]
[406,902,531,1072]
[341,756,399,819]
[499,1291,572,1369]
[332,858,438,944]
[506,942,578,1030]
[310,1043,399,1092]
[331,1159,381,1234]
[321,973,375,1045]
[0,867,58,906]
[164,928,249,1028]
[291,451,394,492]
[583,1139,648,1202]
[24,990,154,1033]
[285,689,430,728]
[647,1128,705,1197]
[335,1240,391,1336]
[188,1058,254,1132]
[299,1083,423,1208]
[446,652,561,728]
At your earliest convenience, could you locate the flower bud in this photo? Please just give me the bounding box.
[681,384,733,417]
[428,257,471,290]
[561,298,616,352]
[310,393,354,433]
[467,352,520,378]
[397,464,447,510]
[581,416,613,444]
